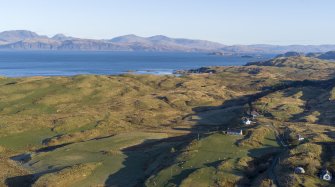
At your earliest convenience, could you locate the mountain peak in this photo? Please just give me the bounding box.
[0,30,41,42]
[52,33,66,38]
[123,34,140,37]
[52,33,73,41]
[110,34,145,43]
[148,35,170,41]
[0,30,38,36]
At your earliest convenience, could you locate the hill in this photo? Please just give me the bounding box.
[220,44,335,54]
[0,30,47,43]
[245,56,335,70]
[275,51,303,58]
[0,30,226,52]
[2,30,335,53]
[292,51,335,60]
[2,56,335,186]
[318,51,335,60]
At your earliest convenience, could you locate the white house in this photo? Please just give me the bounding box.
[297,134,304,141]
[242,118,252,125]
[226,129,243,136]
[294,167,305,174]
[245,119,252,125]
[320,169,332,181]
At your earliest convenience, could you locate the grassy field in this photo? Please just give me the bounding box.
[21,132,169,187]
[0,128,57,151]
[146,131,280,187]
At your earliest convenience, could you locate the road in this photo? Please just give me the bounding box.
[268,123,289,187]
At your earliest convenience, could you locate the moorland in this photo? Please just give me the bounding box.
[1,54,335,186]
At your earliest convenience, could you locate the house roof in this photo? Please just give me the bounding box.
[321,169,331,176]
[295,167,305,173]
[227,129,243,134]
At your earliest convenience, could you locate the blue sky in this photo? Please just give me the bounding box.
[0,0,334,45]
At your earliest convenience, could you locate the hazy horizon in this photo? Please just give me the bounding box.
[1,0,335,45]
[3,29,335,46]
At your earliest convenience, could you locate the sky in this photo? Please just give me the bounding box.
[0,0,334,45]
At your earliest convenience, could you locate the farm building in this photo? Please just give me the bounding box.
[320,169,332,181]
[226,129,243,136]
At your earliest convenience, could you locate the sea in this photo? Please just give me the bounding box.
[0,51,274,77]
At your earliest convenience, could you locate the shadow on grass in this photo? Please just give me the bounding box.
[167,168,197,185]
[319,142,335,172]
[104,135,193,187]
[9,76,335,187]
[5,167,67,187]
[282,78,335,126]
[104,78,322,186]
[5,174,35,187]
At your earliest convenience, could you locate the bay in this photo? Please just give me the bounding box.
[0,51,274,77]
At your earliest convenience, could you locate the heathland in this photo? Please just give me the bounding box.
[1,55,335,186]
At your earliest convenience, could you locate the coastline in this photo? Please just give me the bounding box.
[0,51,272,78]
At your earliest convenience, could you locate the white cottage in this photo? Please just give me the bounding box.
[226,129,243,136]
[245,119,252,125]
[320,169,332,181]
[242,118,252,125]
[297,134,305,141]
[294,167,305,174]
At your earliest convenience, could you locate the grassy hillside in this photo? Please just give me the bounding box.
[2,56,335,186]
[246,56,335,70]
[146,132,280,187]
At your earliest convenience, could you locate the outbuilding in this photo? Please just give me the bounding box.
[297,134,305,141]
[226,129,243,136]
[320,169,332,181]
[294,167,305,174]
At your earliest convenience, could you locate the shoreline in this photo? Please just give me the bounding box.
[0,69,181,78]
[0,51,273,78]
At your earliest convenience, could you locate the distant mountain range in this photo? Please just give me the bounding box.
[1,30,335,54]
